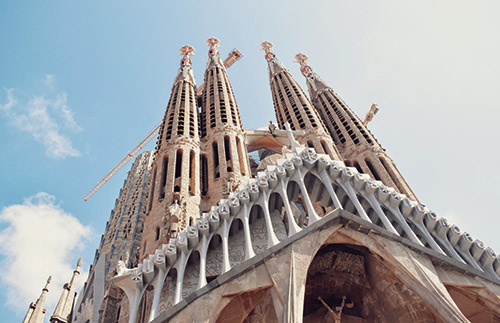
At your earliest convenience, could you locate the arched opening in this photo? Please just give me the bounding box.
[228,218,246,267]
[182,251,200,299]
[268,192,289,240]
[148,167,157,211]
[215,288,272,323]
[224,136,233,172]
[155,227,160,241]
[286,180,308,228]
[174,149,183,193]
[200,154,208,196]
[303,244,438,322]
[248,205,269,254]
[189,150,195,195]
[136,284,154,323]
[212,141,220,179]
[365,157,381,181]
[158,268,177,314]
[445,285,500,321]
[206,234,223,283]
[159,155,168,199]
[304,172,334,217]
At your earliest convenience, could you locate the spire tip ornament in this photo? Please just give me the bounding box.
[261,41,275,62]
[179,44,195,67]
[295,52,313,78]
[206,37,220,57]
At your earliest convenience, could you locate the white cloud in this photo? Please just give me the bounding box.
[0,193,92,315]
[0,76,83,159]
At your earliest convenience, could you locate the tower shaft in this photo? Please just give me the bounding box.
[142,45,201,258]
[200,38,250,211]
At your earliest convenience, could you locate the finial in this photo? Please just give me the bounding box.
[206,37,220,57]
[260,41,275,62]
[295,53,313,78]
[76,257,82,267]
[179,44,195,67]
[43,276,52,290]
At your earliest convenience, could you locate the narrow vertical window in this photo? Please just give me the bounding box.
[149,168,157,211]
[213,141,220,178]
[189,150,195,194]
[201,154,208,195]
[224,136,232,172]
[365,158,381,181]
[159,156,168,199]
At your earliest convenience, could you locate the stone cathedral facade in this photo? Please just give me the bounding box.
[68,38,500,323]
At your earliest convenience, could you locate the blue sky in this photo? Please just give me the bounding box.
[1,1,499,321]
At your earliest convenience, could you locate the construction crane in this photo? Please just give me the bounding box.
[83,49,243,201]
[363,103,379,126]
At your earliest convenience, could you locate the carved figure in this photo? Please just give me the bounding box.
[318,296,346,323]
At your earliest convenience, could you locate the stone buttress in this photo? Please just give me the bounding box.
[261,41,341,161]
[200,37,251,211]
[294,53,418,201]
[143,45,201,258]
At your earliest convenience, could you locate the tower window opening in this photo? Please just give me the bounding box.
[379,157,406,193]
[175,150,183,179]
[320,140,329,155]
[159,156,168,200]
[155,227,160,241]
[224,136,231,161]
[201,154,208,196]
[354,161,363,174]
[189,150,195,195]
[212,141,220,179]
[365,158,381,181]
[148,168,157,211]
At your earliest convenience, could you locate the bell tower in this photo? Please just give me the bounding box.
[200,37,251,211]
[295,53,418,200]
[142,45,201,258]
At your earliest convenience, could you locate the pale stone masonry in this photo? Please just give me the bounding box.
[200,38,251,212]
[72,151,154,323]
[295,53,418,201]
[143,45,202,259]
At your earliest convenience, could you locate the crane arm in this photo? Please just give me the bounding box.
[83,122,161,201]
[363,104,379,126]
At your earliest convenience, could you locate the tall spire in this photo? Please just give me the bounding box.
[142,44,202,258]
[23,276,51,323]
[200,37,251,211]
[261,41,341,160]
[50,259,82,323]
[295,53,418,201]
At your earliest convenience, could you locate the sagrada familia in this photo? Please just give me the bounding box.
[24,38,500,322]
